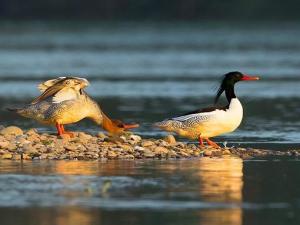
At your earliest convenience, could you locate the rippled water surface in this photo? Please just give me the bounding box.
[1,22,300,225]
[0,159,300,225]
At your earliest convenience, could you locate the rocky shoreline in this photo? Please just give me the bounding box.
[0,126,299,160]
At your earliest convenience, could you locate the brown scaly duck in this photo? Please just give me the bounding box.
[9,77,138,137]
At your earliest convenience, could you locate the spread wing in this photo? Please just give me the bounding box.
[37,77,66,93]
[32,79,70,104]
[32,77,88,104]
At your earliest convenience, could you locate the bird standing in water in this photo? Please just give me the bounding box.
[9,77,138,137]
[154,72,259,148]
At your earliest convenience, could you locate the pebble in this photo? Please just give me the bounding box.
[12,154,22,160]
[164,135,177,145]
[97,132,108,140]
[78,132,93,140]
[0,126,23,136]
[203,150,212,157]
[141,140,155,147]
[0,128,298,161]
[143,150,155,158]
[0,141,9,149]
[107,151,118,159]
[128,134,142,145]
[154,146,169,155]
[58,134,71,140]
[1,153,13,159]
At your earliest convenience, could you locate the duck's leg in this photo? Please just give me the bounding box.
[60,124,75,138]
[205,138,221,148]
[198,136,204,147]
[56,123,63,136]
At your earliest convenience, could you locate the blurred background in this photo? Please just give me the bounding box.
[0,0,300,148]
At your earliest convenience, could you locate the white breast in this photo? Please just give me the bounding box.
[224,98,243,130]
[202,98,243,137]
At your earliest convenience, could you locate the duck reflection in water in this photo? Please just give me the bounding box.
[197,157,243,225]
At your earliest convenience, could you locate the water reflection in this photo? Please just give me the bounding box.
[0,158,245,225]
[197,157,243,225]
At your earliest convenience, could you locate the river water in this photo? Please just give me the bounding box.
[0,22,300,225]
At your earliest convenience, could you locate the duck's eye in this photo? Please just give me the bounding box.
[117,123,124,128]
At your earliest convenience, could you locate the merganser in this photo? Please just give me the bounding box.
[154,72,259,148]
[9,77,139,137]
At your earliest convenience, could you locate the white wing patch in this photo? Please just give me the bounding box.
[52,88,79,103]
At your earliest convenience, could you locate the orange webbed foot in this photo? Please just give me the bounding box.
[205,138,221,148]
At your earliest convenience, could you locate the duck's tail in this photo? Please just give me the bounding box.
[7,107,29,118]
[7,107,20,113]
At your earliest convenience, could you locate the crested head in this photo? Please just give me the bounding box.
[215,71,260,104]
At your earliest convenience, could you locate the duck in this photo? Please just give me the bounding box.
[154,71,259,148]
[9,77,139,137]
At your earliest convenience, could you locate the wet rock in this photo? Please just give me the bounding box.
[107,151,118,159]
[164,135,176,145]
[141,140,155,147]
[1,153,12,159]
[119,144,133,152]
[127,135,142,145]
[176,142,186,148]
[193,150,201,157]
[143,150,155,158]
[12,154,22,160]
[26,134,40,142]
[212,150,222,157]
[22,153,32,160]
[97,132,108,140]
[118,154,134,160]
[203,150,212,157]
[156,140,169,147]
[0,141,9,149]
[0,126,23,136]
[64,143,79,151]
[154,146,169,155]
[78,132,93,140]
[179,151,190,157]
[26,128,38,135]
[16,136,31,146]
[167,150,178,158]
[58,134,72,141]
[7,143,17,151]
[134,146,146,152]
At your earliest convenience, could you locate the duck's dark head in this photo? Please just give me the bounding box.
[215,71,259,104]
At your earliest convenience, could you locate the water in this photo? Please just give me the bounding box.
[0,159,299,225]
[0,22,300,149]
[1,22,300,225]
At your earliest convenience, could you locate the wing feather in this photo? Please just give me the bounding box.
[37,77,66,93]
[172,111,217,122]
